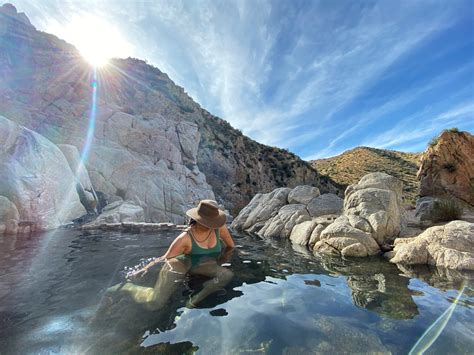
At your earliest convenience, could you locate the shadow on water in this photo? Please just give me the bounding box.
[0,230,473,354]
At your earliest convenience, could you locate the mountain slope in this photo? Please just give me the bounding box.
[311,147,421,204]
[0,4,337,220]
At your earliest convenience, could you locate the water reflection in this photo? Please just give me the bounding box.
[0,231,473,354]
[312,254,419,319]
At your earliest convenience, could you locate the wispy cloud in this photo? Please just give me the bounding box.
[14,0,474,158]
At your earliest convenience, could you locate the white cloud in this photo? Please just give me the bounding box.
[13,0,471,157]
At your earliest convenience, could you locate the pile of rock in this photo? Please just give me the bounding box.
[232,173,405,258]
[231,185,343,243]
[314,173,405,257]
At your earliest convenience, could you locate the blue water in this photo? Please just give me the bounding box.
[0,230,472,354]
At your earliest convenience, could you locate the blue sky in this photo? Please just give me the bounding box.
[13,0,474,159]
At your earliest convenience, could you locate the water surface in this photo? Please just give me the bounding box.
[0,230,473,354]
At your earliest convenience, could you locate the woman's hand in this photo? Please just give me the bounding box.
[128,267,149,280]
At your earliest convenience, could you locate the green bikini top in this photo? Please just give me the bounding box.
[188,228,222,255]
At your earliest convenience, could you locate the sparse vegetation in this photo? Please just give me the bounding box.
[445,127,460,134]
[431,199,463,222]
[428,136,439,148]
[311,147,421,204]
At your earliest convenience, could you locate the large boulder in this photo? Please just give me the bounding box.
[418,130,474,206]
[288,185,320,205]
[85,200,145,226]
[389,221,474,270]
[230,188,291,231]
[58,144,98,214]
[258,204,311,238]
[315,216,380,257]
[289,220,318,245]
[0,115,86,233]
[314,173,404,257]
[307,193,343,217]
[414,196,440,222]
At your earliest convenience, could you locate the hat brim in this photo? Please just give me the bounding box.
[186,207,227,229]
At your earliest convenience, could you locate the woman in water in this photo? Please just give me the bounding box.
[109,200,235,308]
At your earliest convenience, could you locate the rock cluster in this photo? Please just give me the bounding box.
[418,130,474,206]
[314,173,405,257]
[388,220,474,270]
[233,173,406,258]
[231,185,343,244]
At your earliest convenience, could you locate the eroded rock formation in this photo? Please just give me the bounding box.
[0,115,86,233]
[418,130,474,206]
[314,173,405,257]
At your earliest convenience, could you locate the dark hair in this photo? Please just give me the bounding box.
[188,218,197,226]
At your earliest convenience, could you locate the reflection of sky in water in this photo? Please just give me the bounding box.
[0,231,473,354]
[142,274,357,351]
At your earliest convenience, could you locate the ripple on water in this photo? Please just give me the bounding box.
[0,230,472,354]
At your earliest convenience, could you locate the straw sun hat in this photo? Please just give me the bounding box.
[185,200,226,229]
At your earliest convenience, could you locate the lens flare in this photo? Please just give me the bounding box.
[80,67,98,164]
[409,282,466,355]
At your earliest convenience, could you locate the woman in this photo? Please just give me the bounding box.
[109,200,235,309]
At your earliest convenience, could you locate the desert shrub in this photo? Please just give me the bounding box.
[442,162,457,173]
[444,127,460,134]
[428,135,439,148]
[432,199,463,222]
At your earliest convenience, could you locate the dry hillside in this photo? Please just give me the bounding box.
[311,147,421,204]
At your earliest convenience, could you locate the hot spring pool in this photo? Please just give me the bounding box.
[0,229,472,354]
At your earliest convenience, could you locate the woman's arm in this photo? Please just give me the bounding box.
[162,232,191,259]
[219,225,235,248]
[130,232,191,279]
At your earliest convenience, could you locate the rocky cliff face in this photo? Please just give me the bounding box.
[0,4,336,224]
[0,115,86,233]
[417,129,474,206]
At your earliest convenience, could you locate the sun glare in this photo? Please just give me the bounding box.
[48,15,133,67]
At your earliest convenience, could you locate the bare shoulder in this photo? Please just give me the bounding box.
[175,230,191,244]
[219,224,231,235]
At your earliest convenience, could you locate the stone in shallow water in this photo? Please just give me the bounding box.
[389,220,474,270]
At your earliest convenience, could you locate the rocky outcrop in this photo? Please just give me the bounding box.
[88,200,145,225]
[231,185,343,242]
[0,196,19,234]
[0,4,338,225]
[0,115,86,233]
[58,144,98,214]
[418,130,474,206]
[388,221,474,270]
[314,173,405,257]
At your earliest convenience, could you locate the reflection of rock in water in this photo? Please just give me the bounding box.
[396,264,474,297]
[316,255,419,319]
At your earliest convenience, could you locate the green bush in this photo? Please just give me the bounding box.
[444,127,460,134]
[432,199,463,222]
[428,136,439,148]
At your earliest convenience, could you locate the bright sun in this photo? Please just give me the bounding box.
[48,15,133,67]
